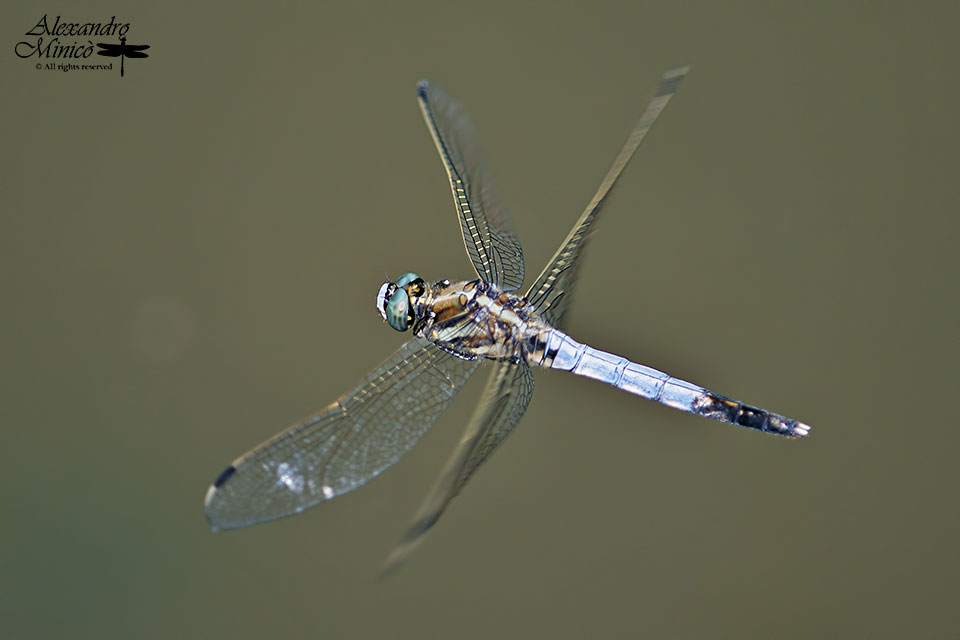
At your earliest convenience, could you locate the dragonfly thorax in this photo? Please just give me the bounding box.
[406,277,550,363]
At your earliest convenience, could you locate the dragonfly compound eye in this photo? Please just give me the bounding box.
[394,272,421,288]
[385,287,413,331]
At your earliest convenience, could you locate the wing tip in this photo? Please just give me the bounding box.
[378,538,419,580]
[212,464,237,489]
[378,511,441,578]
[203,490,223,532]
[657,65,691,97]
[204,464,239,531]
[662,64,691,81]
[378,550,406,581]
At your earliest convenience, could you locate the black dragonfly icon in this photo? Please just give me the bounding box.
[96,36,150,77]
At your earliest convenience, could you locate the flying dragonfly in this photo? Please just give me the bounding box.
[204,67,810,572]
[95,36,149,77]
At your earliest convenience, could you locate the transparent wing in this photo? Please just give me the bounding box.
[204,337,480,531]
[382,360,535,574]
[525,66,689,326]
[418,80,525,291]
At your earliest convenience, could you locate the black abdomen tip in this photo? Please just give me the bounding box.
[417,80,430,99]
[736,404,767,429]
[212,465,237,488]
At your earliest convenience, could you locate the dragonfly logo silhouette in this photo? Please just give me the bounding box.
[95,36,149,77]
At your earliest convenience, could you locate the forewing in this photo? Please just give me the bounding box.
[204,337,479,531]
[417,81,525,291]
[525,66,689,326]
[382,360,535,574]
[96,44,122,57]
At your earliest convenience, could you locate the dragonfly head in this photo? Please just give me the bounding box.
[376,272,425,331]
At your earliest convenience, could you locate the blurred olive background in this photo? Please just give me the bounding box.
[3,2,958,638]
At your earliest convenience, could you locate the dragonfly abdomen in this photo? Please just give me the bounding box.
[532,329,810,438]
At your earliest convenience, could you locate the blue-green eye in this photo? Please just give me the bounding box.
[385,287,412,331]
[395,272,421,288]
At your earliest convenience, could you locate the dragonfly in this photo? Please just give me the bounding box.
[95,36,149,77]
[204,66,810,572]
